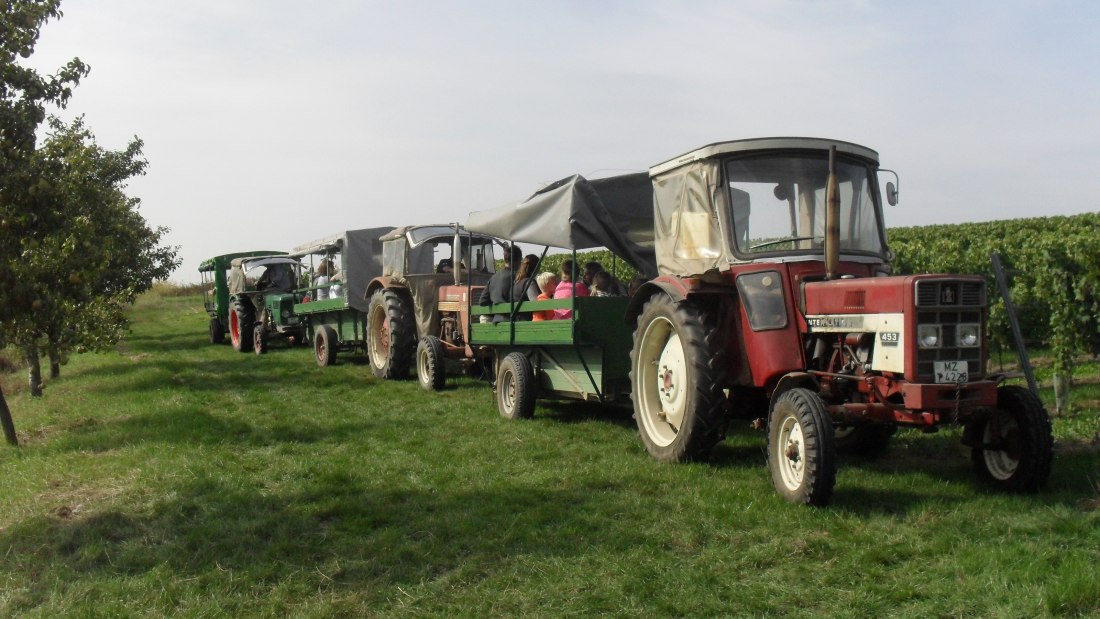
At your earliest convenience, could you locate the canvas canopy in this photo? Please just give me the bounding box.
[464,173,657,277]
[292,227,394,312]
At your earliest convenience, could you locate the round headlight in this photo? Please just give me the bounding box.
[918,325,941,348]
[958,324,979,347]
[281,310,290,318]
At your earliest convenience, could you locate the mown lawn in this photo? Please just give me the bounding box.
[1,293,1098,617]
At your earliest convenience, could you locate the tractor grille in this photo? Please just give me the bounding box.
[914,280,986,380]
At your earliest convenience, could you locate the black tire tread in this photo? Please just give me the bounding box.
[971,385,1053,492]
[767,387,837,506]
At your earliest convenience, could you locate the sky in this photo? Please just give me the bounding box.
[26,0,1100,281]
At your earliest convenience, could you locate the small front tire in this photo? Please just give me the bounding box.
[417,336,446,391]
[209,317,225,344]
[496,352,536,419]
[252,324,268,355]
[767,388,837,506]
[969,385,1053,492]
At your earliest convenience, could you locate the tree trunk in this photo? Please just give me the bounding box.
[48,339,61,379]
[24,345,43,398]
[0,385,17,446]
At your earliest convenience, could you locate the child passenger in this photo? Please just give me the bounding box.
[532,271,558,321]
[552,259,589,319]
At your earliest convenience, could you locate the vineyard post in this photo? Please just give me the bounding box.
[990,252,1040,400]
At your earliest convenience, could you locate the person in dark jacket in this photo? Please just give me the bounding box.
[479,245,524,323]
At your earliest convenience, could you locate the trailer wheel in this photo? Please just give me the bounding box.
[767,388,836,506]
[630,294,726,462]
[834,424,895,456]
[209,317,225,344]
[314,325,337,367]
[496,352,536,419]
[416,336,446,391]
[969,385,1053,492]
[229,302,253,353]
[367,289,415,379]
[252,324,268,355]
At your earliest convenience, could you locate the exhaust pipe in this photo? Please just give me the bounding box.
[825,145,840,280]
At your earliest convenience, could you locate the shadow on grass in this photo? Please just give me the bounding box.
[538,400,635,429]
[0,473,647,611]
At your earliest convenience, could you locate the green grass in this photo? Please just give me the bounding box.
[1,294,1098,617]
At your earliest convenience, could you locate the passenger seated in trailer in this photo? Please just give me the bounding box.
[328,267,343,299]
[313,259,333,300]
[553,259,589,320]
[532,271,559,321]
[512,254,540,302]
[478,245,523,323]
[583,260,627,296]
[591,271,618,297]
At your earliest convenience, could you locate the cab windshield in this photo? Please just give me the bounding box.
[725,154,886,257]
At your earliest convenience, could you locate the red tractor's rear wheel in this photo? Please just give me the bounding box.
[367,289,415,379]
[630,294,726,463]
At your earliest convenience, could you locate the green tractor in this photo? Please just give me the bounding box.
[198,250,287,344]
[225,255,306,354]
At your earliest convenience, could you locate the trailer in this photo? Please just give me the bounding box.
[462,174,658,417]
[290,227,394,366]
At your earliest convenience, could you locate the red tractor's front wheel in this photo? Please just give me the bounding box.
[968,385,1053,492]
[767,388,836,506]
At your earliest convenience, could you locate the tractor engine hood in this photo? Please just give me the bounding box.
[804,274,986,317]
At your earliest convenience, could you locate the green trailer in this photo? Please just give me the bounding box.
[198,250,287,344]
[290,227,394,366]
[462,174,657,418]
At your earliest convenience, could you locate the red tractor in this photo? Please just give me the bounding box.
[625,138,1052,505]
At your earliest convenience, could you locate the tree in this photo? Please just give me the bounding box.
[1,1,178,446]
[2,0,88,445]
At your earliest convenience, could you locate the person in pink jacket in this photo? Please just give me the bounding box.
[552,259,589,319]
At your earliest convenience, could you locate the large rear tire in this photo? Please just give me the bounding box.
[229,302,253,353]
[314,325,337,367]
[969,385,1053,492]
[417,336,446,391]
[496,352,536,419]
[767,388,837,506]
[630,294,726,462]
[367,289,416,379]
[209,317,225,344]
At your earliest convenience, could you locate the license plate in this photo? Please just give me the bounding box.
[933,360,969,384]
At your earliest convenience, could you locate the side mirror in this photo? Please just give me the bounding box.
[886,181,898,206]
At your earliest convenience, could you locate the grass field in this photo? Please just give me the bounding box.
[1,293,1098,617]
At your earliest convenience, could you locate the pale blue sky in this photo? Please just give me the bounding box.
[28,0,1100,280]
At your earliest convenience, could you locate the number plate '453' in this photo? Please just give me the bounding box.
[933,361,969,384]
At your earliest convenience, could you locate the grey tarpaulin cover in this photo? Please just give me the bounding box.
[465,173,657,277]
[293,227,394,313]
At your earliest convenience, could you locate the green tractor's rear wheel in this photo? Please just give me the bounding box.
[968,385,1053,492]
[314,325,337,367]
[367,288,415,379]
[630,294,726,462]
[417,335,446,391]
[229,302,253,353]
[209,317,225,344]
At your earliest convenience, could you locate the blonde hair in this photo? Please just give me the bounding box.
[535,271,558,294]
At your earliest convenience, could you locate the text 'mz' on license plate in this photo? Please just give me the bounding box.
[933,361,969,384]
